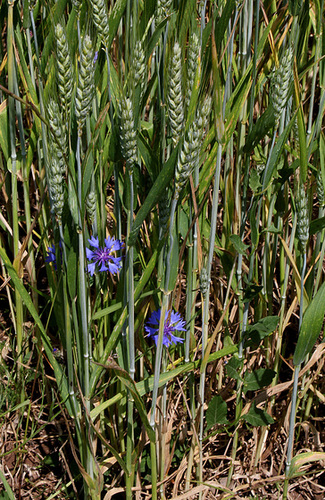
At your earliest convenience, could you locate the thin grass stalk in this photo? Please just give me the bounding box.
[126,173,135,499]
[8,0,24,399]
[58,223,80,422]
[159,349,168,498]
[105,47,122,244]
[76,134,93,482]
[200,0,208,43]
[119,93,137,496]
[198,143,222,495]
[150,195,177,426]
[284,247,308,497]
[273,212,297,380]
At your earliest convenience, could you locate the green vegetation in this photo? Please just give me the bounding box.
[0,0,324,498]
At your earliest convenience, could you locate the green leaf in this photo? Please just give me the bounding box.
[287,451,325,479]
[214,0,236,53]
[293,281,325,366]
[244,316,279,347]
[262,113,296,190]
[0,100,9,161]
[289,0,303,17]
[206,395,229,429]
[138,132,158,181]
[230,234,249,254]
[243,369,276,394]
[243,283,263,303]
[249,169,262,193]
[128,148,178,246]
[67,248,77,299]
[249,199,259,248]
[244,107,276,154]
[108,0,128,48]
[242,403,274,427]
[0,469,15,500]
[165,223,179,293]
[225,355,243,381]
[309,216,325,235]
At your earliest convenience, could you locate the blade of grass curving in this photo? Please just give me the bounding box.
[0,248,73,414]
[90,344,238,420]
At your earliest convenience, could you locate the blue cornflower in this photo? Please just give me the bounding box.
[145,309,186,347]
[45,243,61,270]
[86,235,123,276]
[45,245,56,266]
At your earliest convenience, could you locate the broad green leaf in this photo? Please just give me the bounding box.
[294,70,308,184]
[243,283,263,303]
[225,355,242,381]
[243,369,276,394]
[244,316,279,347]
[293,281,325,366]
[92,302,122,321]
[165,223,179,292]
[206,395,229,429]
[230,234,249,254]
[249,169,262,193]
[211,23,224,143]
[138,132,158,181]
[242,403,274,427]
[68,174,78,226]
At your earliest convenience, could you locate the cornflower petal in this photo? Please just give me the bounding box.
[88,236,100,248]
[88,262,96,276]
